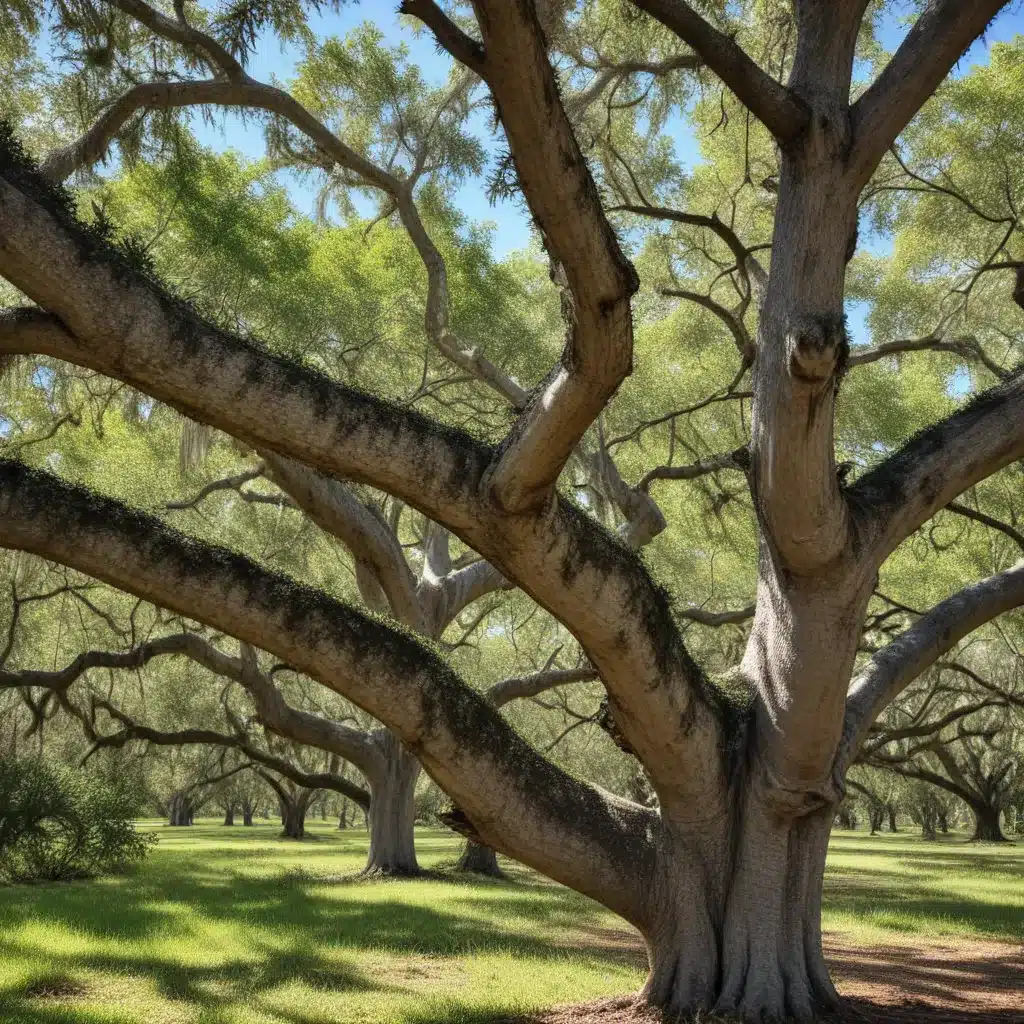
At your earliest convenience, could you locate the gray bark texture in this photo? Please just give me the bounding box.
[457,841,503,877]
[364,731,421,876]
[0,0,1021,1019]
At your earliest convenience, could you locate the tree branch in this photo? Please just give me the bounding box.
[90,698,372,808]
[626,0,810,143]
[487,667,600,709]
[849,0,1012,185]
[836,558,1024,776]
[398,0,487,74]
[1,112,724,804]
[849,367,1024,565]
[468,0,640,512]
[0,459,657,925]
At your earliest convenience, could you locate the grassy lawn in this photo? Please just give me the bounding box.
[0,823,1020,1024]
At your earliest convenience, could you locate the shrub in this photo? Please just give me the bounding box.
[0,756,156,883]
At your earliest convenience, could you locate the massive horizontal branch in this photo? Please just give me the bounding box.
[0,459,657,925]
[849,368,1024,565]
[849,0,1011,185]
[0,154,723,806]
[626,0,810,143]
[836,559,1024,776]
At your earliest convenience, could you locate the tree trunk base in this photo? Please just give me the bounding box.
[971,814,1009,843]
[457,841,503,877]
[359,863,421,878]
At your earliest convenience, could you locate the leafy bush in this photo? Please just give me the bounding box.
[0,757,156,883]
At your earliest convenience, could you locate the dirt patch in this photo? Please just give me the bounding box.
[531,930,1024,1023]
[21,973,89,1000]
[830,937,1024,1023]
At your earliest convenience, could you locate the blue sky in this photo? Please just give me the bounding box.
[181,1,1024,355]
[191,1,1024,256]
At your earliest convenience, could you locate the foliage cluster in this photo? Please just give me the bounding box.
[0,755,155,883]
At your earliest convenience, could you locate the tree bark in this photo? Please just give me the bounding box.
[887,805,899,833]
[867,805,883,835]
[241,798,255,826]
[279,792,310,839]
[363,731,420,876]
[971,803,1008,842]
[457,840,503,877]
[168,790,193,826]
[638,802,839,1021]
[222,804,235,826]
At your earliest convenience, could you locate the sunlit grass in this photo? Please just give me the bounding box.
[823,830,1024,944]
[0,822,1020,1023]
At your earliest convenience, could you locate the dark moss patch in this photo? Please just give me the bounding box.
[848,367,1024,525]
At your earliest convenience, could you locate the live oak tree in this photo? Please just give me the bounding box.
[860,657,1023,842]
[6,1,1024,1020]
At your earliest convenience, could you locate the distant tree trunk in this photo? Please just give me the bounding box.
[937,808,949,834]
[971,803,1008,842]
[241,798,255,826]
[338,797,348,829]
[867,805,883,835]
[920,803,937,841]
[835,807,855,831]
[222,803,235,826]
[279,791,313,839]
[364,731,420,875]
[887,805,899,833]
[168,790,193,826]
[458,840,503,876]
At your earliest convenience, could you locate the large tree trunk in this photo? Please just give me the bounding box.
[279,793,310,839]
[457,840,503,877]
[364,731,420,876]
[338,797,348,829]
[241,798,255,826]
[640,804,839,1021]
[971,803,1008,842]
[919,802,937,841]
[222,804,235,826]
[167,790,193,826]
[887,805,899,833]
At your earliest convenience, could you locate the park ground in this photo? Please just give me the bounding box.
[0,824,1020,1024]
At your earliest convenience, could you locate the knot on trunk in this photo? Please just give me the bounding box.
[786,313,848,386]
[759,763,842,819]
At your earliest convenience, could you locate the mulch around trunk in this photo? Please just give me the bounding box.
[529,933,1024,1024]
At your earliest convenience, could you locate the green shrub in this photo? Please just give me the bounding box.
[0,757,156,883]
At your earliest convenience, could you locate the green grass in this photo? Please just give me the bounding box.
[824,829,1024,944]
[0,823,1020,1024]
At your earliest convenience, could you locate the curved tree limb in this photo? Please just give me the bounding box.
[0,458,657,925]
[849,367,1024,566]
[466,0,640,513]
[849,0,1012,185]
[0,183,722,806]
[836,558,1024,777]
